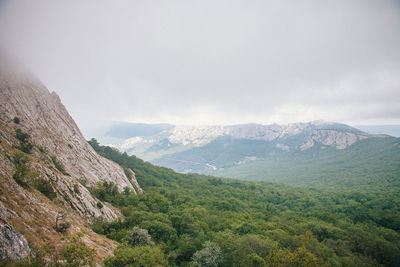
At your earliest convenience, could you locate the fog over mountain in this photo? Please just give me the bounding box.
[1,0,400,137]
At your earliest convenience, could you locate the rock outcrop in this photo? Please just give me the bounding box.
[0,202,32,260]
[0,224,32,260]
[300,129,368,150]
[0,51,142,220]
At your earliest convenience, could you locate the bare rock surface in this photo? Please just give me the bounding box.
[300,130,368,150]
[0,50,141,221]
[0,223,32,260]
[0,202,32,260]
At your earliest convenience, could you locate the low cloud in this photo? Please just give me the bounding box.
[1,0,399,135]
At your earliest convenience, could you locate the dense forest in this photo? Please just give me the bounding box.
[151,135,400,192]
[87,138,400,266]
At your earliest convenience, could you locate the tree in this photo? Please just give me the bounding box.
[124,226,153,247]
[191,241,222,267]
[266,232,319,267]
[88,138,99,147]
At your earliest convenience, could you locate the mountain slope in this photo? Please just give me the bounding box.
[152,134,399,190]
[0,51,141,262]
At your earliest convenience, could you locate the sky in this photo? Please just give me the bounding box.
[0,0,400,137]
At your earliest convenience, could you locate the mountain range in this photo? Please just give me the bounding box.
[102,121,400,189]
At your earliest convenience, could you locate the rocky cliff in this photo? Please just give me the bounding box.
[0,51,142,262]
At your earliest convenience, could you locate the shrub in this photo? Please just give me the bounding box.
[15,129,32,154]
[15,129,29,143]
[51,156,69,176]
[56,213,71,233]
[96,202,103,209]
[73,184,80,195]
[123,226,154,248]
[18,142,33,154]
[57,222,71,233]
[37,146,46,153]
[92,216,107,234]
[123,166,133,180]
[13,162,30,188]
[104,245,166,267]
[59,235,95,266]
[34,178,56,200]
[13,117,20,124]
[13,152,29,165]
[12,152,35,188]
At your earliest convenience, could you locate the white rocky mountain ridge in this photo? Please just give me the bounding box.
[110,121,384,176]
[119,121,372,155]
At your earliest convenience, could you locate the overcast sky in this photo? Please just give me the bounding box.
[0,0,400,136]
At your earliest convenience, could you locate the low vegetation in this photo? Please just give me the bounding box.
[12,152,57,200]
[0,234,95,267]
[12,152,36,188]
[55,213,71,233]
[14,129,32,154]
[51,156,69,176]
[33,177,56,200]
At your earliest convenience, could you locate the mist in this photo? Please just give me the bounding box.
[0,0,399,136]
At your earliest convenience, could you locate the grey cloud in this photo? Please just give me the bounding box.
[0,0,399,136]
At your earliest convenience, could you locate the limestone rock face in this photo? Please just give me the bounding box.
[0,202,32,260]
[0,223,32,260]
[0,66,137,192]
[0,51,141,222]
[300,130,368,150]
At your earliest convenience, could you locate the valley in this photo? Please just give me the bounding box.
[1,1,399,266]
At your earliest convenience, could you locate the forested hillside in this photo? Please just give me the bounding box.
[153,136,400,191]
[88,139,400,266]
